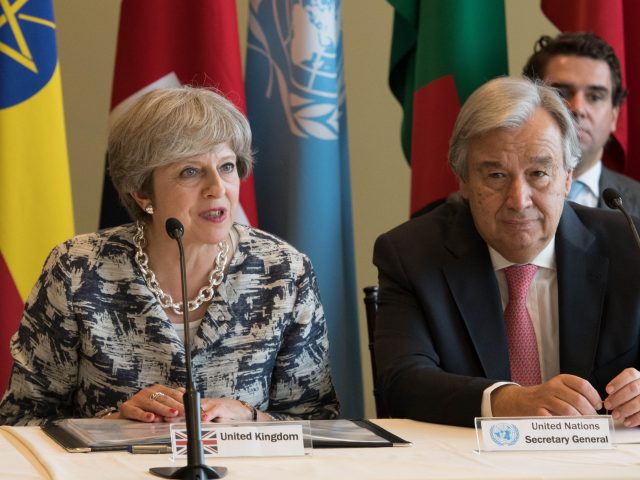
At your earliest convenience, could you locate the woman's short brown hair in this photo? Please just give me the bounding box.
[107,87,253,222]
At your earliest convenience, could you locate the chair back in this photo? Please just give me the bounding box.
[363,285,388,418]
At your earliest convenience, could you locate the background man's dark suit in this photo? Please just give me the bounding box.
[599,166,640,217]
[373,200,640,427]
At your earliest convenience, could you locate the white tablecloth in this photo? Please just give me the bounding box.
[2,419,640,479]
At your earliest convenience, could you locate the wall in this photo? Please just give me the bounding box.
[53,0,557,417]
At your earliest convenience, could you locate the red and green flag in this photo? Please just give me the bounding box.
[388,0,508,215]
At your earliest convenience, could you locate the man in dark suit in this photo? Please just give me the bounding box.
[523,32,640,216]
[374,77,640,427]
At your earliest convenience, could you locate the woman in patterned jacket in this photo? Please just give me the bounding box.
[0,87,339,426]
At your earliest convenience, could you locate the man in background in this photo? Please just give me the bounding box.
[523,32,640,216]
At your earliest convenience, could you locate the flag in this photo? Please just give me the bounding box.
[246,0,363,417]
[541,0,640,180]
[100,0,257,228]
[388,0,508,215]
[171,427,218,457]
[0,0,74,393]
[201,429,219,455]
[172,429,190,457]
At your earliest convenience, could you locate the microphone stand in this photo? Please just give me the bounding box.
[602,187,640,251]
[150,219,226,479]
[615,203,640,251]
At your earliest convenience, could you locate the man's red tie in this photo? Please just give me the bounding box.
[503,264,541,386]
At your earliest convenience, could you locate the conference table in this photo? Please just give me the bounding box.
[2,418,640,479]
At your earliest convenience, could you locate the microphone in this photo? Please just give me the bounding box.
[602,188,640,252]
[150,218,226,479]
[166,217,184,239]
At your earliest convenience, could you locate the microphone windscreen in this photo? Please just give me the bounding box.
[602,188,623,210]
[165,218,184,239]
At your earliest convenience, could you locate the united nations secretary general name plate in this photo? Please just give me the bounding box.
[475,416,614,452]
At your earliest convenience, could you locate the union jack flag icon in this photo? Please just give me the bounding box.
[202,429,219,455]
[172,428,219,457]
[173,430,189,457]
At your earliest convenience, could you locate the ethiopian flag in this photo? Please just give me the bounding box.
[388,0,508,215]
[0,0,74,394]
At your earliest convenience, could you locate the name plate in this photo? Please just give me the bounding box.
[474,416,614,452]
[170,422,309,458]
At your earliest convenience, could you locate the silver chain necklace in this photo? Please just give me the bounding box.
[133,221,229,315]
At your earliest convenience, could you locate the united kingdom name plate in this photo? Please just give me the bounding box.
[169,421,309,458]
[474,416,613,452]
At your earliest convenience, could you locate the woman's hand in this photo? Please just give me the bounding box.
[109,388,273,423]
[112,384,186,422]
[199,397,255,422]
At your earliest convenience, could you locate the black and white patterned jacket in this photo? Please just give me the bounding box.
[0,223,339,425]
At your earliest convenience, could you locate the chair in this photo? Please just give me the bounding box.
[363,285,389,418]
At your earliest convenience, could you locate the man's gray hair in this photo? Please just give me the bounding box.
[448,76,580,180]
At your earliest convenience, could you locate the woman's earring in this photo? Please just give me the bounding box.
[144,205,154,215]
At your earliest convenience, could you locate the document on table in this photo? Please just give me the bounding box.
[42,418,411,452]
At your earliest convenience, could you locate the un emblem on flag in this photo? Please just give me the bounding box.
[0,0,58,108]
[249,0,345,141]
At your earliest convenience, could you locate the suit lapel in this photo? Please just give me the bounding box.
[556,206,609,377]
[442,205,511,380]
